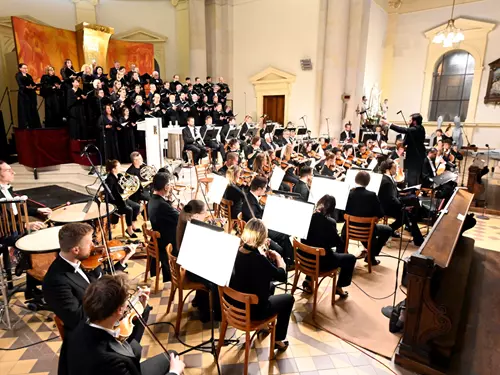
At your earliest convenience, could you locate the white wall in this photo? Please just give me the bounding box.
[390,0,500,125]
[363,1,388,98]
[0,0,76,29]
[232,0,322,126]
[96,0,176,78]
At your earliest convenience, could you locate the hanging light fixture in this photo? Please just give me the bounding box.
[433,0,465,47]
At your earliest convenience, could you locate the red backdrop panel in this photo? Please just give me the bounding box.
[11,16,80,83]
[107,39,154,74]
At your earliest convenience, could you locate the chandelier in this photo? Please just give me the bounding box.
[432,0,465,47]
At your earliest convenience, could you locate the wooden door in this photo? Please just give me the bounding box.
[263,95,285,125]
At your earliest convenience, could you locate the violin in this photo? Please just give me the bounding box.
[307,150,322,160]
[81,239,138,270]
[336,157,352,168]
[118,287,147,342]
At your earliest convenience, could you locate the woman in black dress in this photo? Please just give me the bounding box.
[15,63,41,129]
[67,78,87,139]
[93,66,109,92]
[40,65,62,127]
[228,218,294,351]
[97,104,120,161]
[223,165,245,219]
[118,106,136,162]
[302,194,355,297]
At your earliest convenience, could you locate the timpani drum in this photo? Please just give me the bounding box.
[49,202,115,223]
[15,226,62,281]
[49,202,116,243]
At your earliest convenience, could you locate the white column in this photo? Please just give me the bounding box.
[188,0,207,79]
[317,0,350,137]
[344,0,371,133]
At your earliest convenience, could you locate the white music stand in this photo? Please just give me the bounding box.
[269,167,285,191]
[177,221,240,286]
[262,195,314,238]
[137,117,169,169]
[207,174,228,204]
[308,176,350,210]
[344,169,383,194]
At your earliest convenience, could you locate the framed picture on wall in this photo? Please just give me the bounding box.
[226,99,233,109]
[484,58,500,105]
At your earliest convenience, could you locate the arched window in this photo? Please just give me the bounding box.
[429,50,475,122]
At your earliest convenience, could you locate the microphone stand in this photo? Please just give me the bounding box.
[325,118,330,139]
[460,126,472,187]
[301,116,307,128]
[83,145,114,240]
[389,205,406,333]
[476,144,490,220]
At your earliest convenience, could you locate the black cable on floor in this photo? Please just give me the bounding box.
[0,335,60,351]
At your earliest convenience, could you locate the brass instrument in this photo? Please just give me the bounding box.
[139,165,156,188]
[118,174,140,199]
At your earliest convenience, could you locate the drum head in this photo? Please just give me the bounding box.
[49,202,116,223]
[16,226,62,252]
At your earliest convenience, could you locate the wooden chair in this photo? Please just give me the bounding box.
[185,150,195,166]
[283,181,294,192]
[217,286,277,375]
[165,244,209,335]
[54,315,65,340]
[290,239,339,319]
[142,224,162,293]
[195,164,213,198]
[216,198,234,234]
[343,214,378,273]
[233,212,246,236]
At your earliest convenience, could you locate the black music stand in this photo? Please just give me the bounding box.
[226,128,240,140]
[246,127,258,139]
[265,124,276,135]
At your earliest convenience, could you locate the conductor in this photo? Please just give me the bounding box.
[381,113,426,186]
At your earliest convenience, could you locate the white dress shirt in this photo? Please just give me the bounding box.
[59,253,91,284]
[0,184,17,216]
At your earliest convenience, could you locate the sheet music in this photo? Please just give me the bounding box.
[269,167,285,191]
[207,174,228,204]
[344,169,383,194]
[177,222,240,286]
[262,195,314,238]
[308,176,350,210]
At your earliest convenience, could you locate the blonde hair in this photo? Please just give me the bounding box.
[282,144,293,162]
[44,65,54,74]
[226,165,240,184]
[241,218,267,248]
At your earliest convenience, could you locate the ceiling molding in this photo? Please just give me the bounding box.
[112,27,168,42]
[374,0,484,14]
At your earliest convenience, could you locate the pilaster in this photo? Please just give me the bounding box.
[72,0,98,24]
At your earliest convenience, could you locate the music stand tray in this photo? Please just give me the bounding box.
[203,128,221,143]
[226,128,240,140]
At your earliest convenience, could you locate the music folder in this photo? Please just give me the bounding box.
[177,220,240,286]
[265,124,276,135]
[262,195,314,238]
[308,175,350,210]
[203,127,220,142]
[296,127,308,136]
[226,127,240,140]
[246,127,258,139]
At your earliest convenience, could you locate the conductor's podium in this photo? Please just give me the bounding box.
[396,188,475,374]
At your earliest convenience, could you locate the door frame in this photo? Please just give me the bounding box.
[250,67,295,126]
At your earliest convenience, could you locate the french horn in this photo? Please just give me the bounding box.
[139,165,157,181]
[118,174,140,197]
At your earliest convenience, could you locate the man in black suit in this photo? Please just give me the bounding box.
[169,74,181,93]
[293,166,312,202]
[200,115,225,165]
[66,274,184,375]
[217,152,239,177]
[0,160,50,294]
[339,122,356,143]
[126,152,151,203]
[261,133,279,152]
[343,171,392,265]
[147,172,179,282]
[182,117,207,165]
[239,115,252,142]
[382,113,426,186]
[421,148,438,189]
[378,160,424,246]
[242,177,293,262]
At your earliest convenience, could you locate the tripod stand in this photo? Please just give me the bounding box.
[476,144,491,220]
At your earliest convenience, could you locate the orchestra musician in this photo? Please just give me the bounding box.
[320,153,344,179]
[442,138,463,168]
[252,153,271,179]
[261,133,279,152]
[421,148,439,189]
[176,200,221,322]
[228,218,294,352]
[340,122,356,143]
[224,138,241,160]
[239,115,253,142]
[65,274,184,375]
[182,117,207,165]
[147,172,179,283]
[292,166,312,202]
[382,113,426,186]
[105,160,141,238]
[126,152,151,203]
[245,136,262,168]
[223,165,245,219]
[242,177,293,262]
[342,171,392,266]
[389,141,405,161]
[378,160,425,246]
[201,115,225,165]
[302,195,355,297]
[0,160,50,296]
[217,151,239,177]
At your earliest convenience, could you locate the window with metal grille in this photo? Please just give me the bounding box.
[428,50,474,122]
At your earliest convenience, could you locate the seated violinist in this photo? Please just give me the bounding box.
[66,274,184,375]
[225,138,241,160]
[339,122,356,143]
[228,218,294,352]
[389,141,405,161]
[253,152,271,178]
[318,137,332,152]
[245,136,262,168]
[302,195,355,297]
[442,139,463,169]
[378,160,424,246]
[223,165,245,219]
[292,166,312,202]
[321,153,344,179]
[261,133,279,152]
[217,151,239,177]
[43,223,145,340]
[374,124,388,145]
[242,177,293,262]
